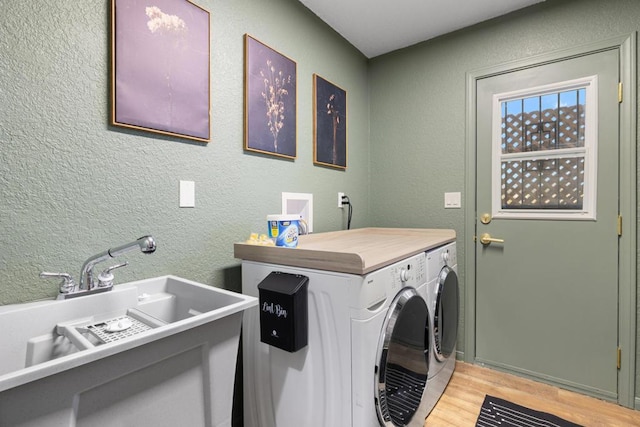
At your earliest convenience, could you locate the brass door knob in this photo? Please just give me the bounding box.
[479,233,504,246]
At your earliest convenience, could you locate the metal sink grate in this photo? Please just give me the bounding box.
[86,315,152,344]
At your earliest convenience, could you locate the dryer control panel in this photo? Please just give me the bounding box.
[426,242,457,281]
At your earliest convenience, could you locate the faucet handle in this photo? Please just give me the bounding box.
[40,272,76,295]
[97,262,128,288]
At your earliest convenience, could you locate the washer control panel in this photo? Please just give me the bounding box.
[358,253,427,311]
[390,253,426,293]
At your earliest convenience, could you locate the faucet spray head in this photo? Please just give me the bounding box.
[108,235,156,257]
[138,236,156,254]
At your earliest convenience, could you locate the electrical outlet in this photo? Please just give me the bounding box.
[338,192,345,208]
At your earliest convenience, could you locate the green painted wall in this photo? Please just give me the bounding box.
[4,0,640,407]
[0,0,369,304]
[368,0,640,402]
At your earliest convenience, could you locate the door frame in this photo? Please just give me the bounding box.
[463,33,637,408]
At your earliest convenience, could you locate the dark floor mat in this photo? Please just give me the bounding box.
[475,395,583,427]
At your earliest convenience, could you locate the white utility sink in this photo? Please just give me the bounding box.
[0,275,257,427]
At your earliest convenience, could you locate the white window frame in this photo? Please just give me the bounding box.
[491,76,598,220]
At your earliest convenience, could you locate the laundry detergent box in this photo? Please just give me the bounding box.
[267,214,300,248]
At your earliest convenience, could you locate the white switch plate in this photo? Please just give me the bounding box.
[444,192,461,209]
[179,180,195,208]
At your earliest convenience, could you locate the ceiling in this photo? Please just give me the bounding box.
[298,0,545,58]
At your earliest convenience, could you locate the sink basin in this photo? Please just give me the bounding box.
[0,275,257,426]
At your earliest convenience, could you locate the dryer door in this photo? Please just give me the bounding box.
[375,287,430,427]
[434,266,459,361]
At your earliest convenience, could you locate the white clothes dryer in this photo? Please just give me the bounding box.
[241,253,432,427]
[422,241,459,415]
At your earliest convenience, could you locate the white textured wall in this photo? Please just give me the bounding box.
[0,0,370,304]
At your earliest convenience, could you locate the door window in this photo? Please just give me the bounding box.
[492,76,598,219]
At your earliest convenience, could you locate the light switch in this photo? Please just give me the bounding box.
[179,180,195,208]
[444,192,461,209]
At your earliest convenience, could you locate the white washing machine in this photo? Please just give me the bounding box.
[241,252,433,427]
[422,242,459,415]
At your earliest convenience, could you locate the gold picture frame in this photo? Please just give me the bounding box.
[313,74,347,169]
[244,34,297,159]
[111,0,211,142]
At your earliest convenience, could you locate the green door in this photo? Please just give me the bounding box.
[475,48,619,399]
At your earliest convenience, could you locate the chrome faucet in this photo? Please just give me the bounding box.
[40,235,156,299]
[80,235,156,290]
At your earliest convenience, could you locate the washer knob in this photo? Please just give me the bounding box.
[442,251,450,264]
[400,268,409,282]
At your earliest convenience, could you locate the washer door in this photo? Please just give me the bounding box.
[375,287,430,426]
[434,266,459,362]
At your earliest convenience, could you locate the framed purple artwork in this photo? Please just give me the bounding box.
[111,0,210,142]
[244,35,297,159]
[313,74,347,169]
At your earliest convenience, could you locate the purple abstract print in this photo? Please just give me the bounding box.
[113,0,210,141]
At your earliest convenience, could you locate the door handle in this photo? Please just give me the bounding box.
[479,233,504,246]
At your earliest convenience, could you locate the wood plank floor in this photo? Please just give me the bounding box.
[425,362,640,426]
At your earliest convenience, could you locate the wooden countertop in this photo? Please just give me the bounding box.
[234,227,455,275]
